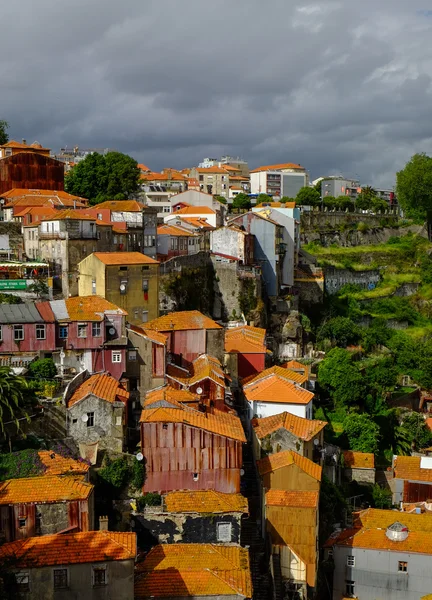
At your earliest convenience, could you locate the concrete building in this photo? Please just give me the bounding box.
[157,223,200,261]
[321,176,361,200]
[325,508,432,600]
[210,226,254,265]
[189,166,230,198]
[77,252,159,325]
[165,205,218,228]
[229,212,284,298]
[132,490,248,548]
[64,372,129,453]
[0,530,136,600]
[134,544,252,600]
[253,204,300,287]
[250,162,307,198]
[343,450,376,484]
[142,188,175,220]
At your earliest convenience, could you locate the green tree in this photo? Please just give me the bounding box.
[28,359,57,380]
[335,195,354,211]
[255,194,272,205]
[232,193,251,209]
[296,186,321,206]
[280,196,295,204]
[396,153,432,218]
[65,151,140,205]
[323,195,337,209]
[362,319,393,353]
[317,316,362,348]
[344,413,381,453]
[318,348,365,408]
[27,279,49,299]
[0,368,33,433]
[0,120,9,145]
[401,412,432,449]
[372,484,392,508]
[364,357,398,396]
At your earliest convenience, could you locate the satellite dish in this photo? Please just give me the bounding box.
[196,387,203,395]
[314,439,319,446]
[108,327,116,335]
[81,414,89,423]
[136,452,143,461]
[119,284,126,292]
[240,469,245,476]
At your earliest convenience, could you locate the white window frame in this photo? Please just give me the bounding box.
[92,322,101,337]
[347,555,355,567]
[15,572,30,592]
[36,324,46,340]
[112,351,121,363]
[115,416,122,426]
[216,522,232,542]
[77,323,87,338]
[14,325,24,341]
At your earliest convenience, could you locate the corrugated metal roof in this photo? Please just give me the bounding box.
[0,303,44,324]
[49,299,68,321]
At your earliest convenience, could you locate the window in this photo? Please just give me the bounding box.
[92,322,101,337]
[93,566,107,586]
[72,418,77,424]
[15,572,29,592]
[217,522,232,542]
[345,581,355,596]
[193,473,199,481]
[59,325,68,339]
[347,556,355,567]
[77,323,87,338]
[142,279,149,292]
[87,412,94,427]
[112,351,121,363]
[119,266,128,271]
[14,325,24,341]
[18,518,26,528]
[128,350,137,361]
[53,568,68,589]
[92,279,96,295]
[142,311,148,323]
[36,324,46,340]
[398,561,408,572]
[115,416,122,426]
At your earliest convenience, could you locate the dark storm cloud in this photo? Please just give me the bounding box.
[2,0,432,186]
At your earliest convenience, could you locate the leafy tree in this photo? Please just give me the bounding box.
[0,368,32,433]
[420,254,432,284]
[280,196,295,204]
[335,195,354,211]
[323,195,337,209]
[65,151,140,205]
[372,484,392,508]
[231,193,251,209]
[364,357,398,396]
[318,348,365,408]
[387,332,420,374]
[361,319,393,353]
[296,186,321,206]
[376,409,412,456]
[344,413,381,454]
[402,412,432,449]
[396,153,432,218]
[372,197,388,213]
[0,294,22,305]
[98,457,130,488]
[131,459,145,489]
[255,194,272,205]
[317,317,362,348]
[213,195,227,205]
[27,279,49,299]
[0,120,9,145]
[28,359,57,380]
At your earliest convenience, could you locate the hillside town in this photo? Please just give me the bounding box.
[1,133,432,600]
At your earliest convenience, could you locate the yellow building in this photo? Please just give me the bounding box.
[78,252,159,325]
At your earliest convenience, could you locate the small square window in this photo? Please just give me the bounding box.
[87,412,94,427]
[112,351,121,363]
[193,473,199,481]
[53,568,68,589]
[142,310,148,323]
[15,572,29,592]
[142,279,149,292]
[93,567,107,586]
[398,561,408,572]
[59,325,68,339]
[18,518,26,528]
[77,323,87,338]
[163,423,168,430]
[115,416,122,426]
[36,324,46,340]
[14,325,24,341]
[72,418,78,424]
[347,555,355,567]
[92,322,101,337]
[128,350,137,361]
[217,522,232,542]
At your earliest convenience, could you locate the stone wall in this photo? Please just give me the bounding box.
[324,266,381,295]
[301,210,398,233]
[38,502,69,535]
[343,467,376,485]
[301,222,427,247]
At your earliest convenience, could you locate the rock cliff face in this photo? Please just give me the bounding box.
[269,310,303,361]
[301,223,427,247]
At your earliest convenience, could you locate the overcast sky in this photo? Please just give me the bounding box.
[2,0,432,187]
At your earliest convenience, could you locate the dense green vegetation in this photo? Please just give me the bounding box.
[0,449,46,481]
[396,153,432,219]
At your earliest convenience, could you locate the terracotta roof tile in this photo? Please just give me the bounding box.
[175,206,216,215]
[144,386,199,408]
[257,450,322,481]
[1,188,87,203]
[35,301,56,322]
[252,412,327,441]
[393,455,432,483]
[157,224,197,237]
[243,368,313,406]
[225,326,267,354]
[93,200,145,211]
[140,407,246,442]
[265,489,319,508]
[65,295,126,321]
[92,251,159,265]
[37,451,89,476]
[175,216,215,229]
[195,167,231,174]
[282,360,310,378]
[343,450,375,469]
[250,162,304,173]
[128,325,168,345]
[135,544,252,599]
[0,531,136,567]
[145,310,222,331]
[165,491,249,514]
[40,209,95,221]
[243,365,308,386]
[0,475,93,504]
[68,373,129,408]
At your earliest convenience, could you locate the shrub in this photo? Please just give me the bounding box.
[28,358,57,379]
[136,493,162,511]
[98,457,130,488]
[131,459,145,490]
[357,221,369,233]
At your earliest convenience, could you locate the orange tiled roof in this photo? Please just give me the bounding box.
[195,167,231,174]
[68,373,129,408]
[0,475,93,504]
[282,360,310,377]
[0,531,136,567]
[220,165,241,172]
[13,206,58,220]
[426,418,432,432]
[265,489,319,508]
[138,164,150,172]
[166,355,226,388]
[157,224,197,237]
[135,544,252,599]
[343,450,375,469]
[225,325,267,354]
[140,407,246,442]
[41,208,95,222]
[65,296,126,321]
[37,451,89,476]
[144,386,199,408]
[243,367,313,405]
[394,455,432,482]
[128,324,168,345]
[252,412,327,441]
[1,188,86,202]
[325,508,432,554]
[165,491,248,514]
[145,310,222,331]
[93,200,145,211]
[175,205,216,215]
[257,450,322,481]
[250,162,304,173]
[91,251,159,265]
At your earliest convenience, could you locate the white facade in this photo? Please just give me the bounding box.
[144,191,175,219]
[251,170,307,197]
[165,210,217,228]
[250,399,312,420]
[170,190,217,210]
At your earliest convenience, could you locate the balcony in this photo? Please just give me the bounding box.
[39,232,98,240]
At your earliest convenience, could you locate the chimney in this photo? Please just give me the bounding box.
[22,139,26,145]
[99,516,109,531]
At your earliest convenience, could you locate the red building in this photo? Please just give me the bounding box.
[0,152,65,195]
[225,325,268,381]
[145,310,224,367]
[140,404,245,493]
[393,455,432,503]
[0,475,94,542]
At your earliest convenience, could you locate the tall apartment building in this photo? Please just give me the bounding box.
[250,163,308,198]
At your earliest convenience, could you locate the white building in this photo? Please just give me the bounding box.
[250,162,308,198]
